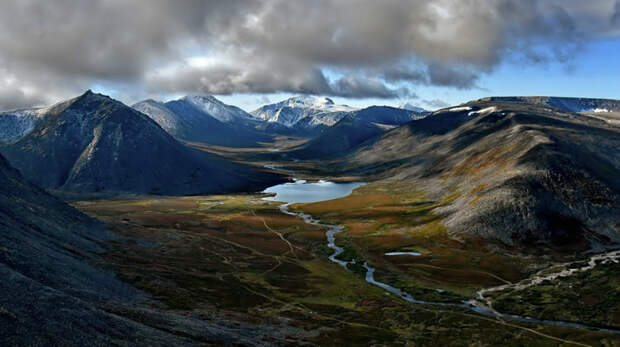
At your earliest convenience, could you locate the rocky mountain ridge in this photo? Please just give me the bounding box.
[340,99,620,251]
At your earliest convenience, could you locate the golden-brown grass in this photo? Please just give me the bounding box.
[295,182,533,296]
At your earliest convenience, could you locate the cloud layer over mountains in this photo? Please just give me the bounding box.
[0,0,619,109]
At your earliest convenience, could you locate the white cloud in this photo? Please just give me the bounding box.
[0,0,618,109]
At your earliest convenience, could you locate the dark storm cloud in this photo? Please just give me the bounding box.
[147,62,406,99]
[331,76,411,99]
[427,64,482,89]
[381,66,428,84]
[0,0,257,79]
[0,86,46,111]
[0,0,618,109]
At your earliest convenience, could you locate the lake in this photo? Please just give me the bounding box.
[262,179,365,203]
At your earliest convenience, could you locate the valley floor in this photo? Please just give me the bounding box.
[73,183,620,346]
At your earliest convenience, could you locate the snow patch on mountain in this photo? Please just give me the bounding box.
[592,108,611,113]
[468,106,497,117]
[448,106,472,112]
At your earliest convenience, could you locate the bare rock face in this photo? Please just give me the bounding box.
[343,99,620,252]
[0,91,284,196]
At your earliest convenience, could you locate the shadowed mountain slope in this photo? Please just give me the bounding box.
[0,152,153,344]
[341,100,620,252]
[0,153,295,345]
[293,106,426,159]
[0,91,284,195]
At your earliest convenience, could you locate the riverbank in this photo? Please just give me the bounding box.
[285,181,620,335]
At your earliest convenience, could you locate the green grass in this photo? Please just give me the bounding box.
[492,262,620,329]
[71,192,620,346]
[295,182,531,299]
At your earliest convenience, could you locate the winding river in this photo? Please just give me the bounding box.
[263,179,620,334]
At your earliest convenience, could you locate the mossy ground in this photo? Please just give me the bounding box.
[491,262,620,330]
[73,192,620,345]
[294,183,533,301]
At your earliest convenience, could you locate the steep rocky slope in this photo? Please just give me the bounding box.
[0,152,302,345]
[0,152,151,344]
[341,100,620,252]
[1,91,284,195]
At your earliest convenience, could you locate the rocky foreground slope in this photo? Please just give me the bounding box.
[341,100,620,252]
[0,91,284,196]
[0,152,149,344]
[0,153,300,345]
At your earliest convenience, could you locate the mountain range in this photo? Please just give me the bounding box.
[133,95,280,147]
[479,96,620,114]
[1,90,619,344]
[0,91,284,196]
[251,95,356,126]
[249,95,361,135]
[133,94,426,145]
[293,105,426,159]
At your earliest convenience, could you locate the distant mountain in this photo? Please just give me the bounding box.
[133,95,277,147]
[176,95,255,123]
[479,96,620,113]
[0,91,284,195]
[293,106,424,159]
[341,99,620,252]
[250,95,357,133]
[130,99,182,137]
[401,102,428,113]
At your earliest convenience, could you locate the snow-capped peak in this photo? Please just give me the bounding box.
[181,94,223,106]
[178,94,252,123]
[286,95,335,108]
[251,95,357,127]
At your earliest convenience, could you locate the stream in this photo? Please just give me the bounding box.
[263,179,620,334]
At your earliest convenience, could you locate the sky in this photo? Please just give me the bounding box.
[0,0,619,112]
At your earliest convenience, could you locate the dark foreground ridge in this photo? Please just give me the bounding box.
[0,153,148,344]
